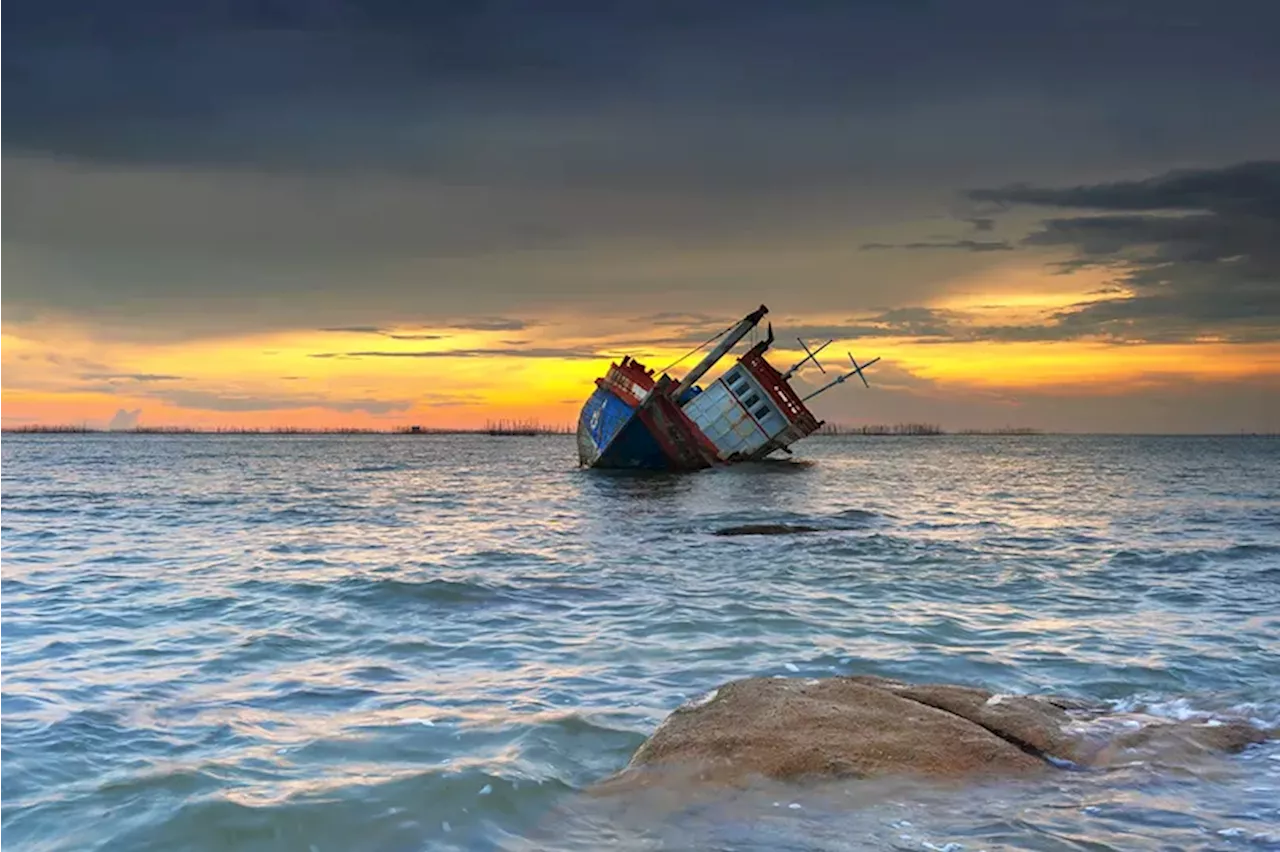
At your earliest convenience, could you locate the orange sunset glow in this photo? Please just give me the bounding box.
[5,260,1278,433]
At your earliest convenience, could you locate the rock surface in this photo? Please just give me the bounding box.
[593,675,1272,793]
[713,524,821,536]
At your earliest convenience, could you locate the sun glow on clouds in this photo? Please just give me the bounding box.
[4,286,1278,432]
[1,319,618,429]
[887,341,1280,389]
[929,264,1127,317]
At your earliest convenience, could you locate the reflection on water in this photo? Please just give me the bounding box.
[2,434,1278,851]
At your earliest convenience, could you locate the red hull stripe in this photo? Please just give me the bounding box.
[598,355,659,409]
[635,378,720,470]
[738,342,821,434]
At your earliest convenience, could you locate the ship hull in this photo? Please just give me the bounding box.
[576,384,721,471]
[576,386,671,470]
[574,305,840,472]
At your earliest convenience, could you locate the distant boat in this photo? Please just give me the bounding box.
[576,304,879,471]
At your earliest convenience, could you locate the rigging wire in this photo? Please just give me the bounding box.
[657,323,732,375]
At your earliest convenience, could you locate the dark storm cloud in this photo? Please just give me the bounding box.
[308,347,602,360]
[779,314,959,342]
[860,240,1014,253]
[644,312,722,328]
[968,161,1280,218]
[317,327,447,340]
[151,389,411,414]
[651,308,962,348]
[8,1,1279,178]
[5,1,1280,337]
[77,372,184,381]
[967,160,1280,343]
[447,318,529,332]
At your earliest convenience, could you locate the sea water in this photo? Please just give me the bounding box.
[2,434,1278,850]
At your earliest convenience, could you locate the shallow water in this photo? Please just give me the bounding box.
[2,433,1278,851]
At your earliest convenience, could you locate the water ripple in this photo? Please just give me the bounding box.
[2,433,1278,851]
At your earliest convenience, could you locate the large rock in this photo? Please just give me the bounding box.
[593,675,1272,793]
[844,675,1269,767]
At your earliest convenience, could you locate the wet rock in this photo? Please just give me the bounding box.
[1103,718,1270,762]
[592,676,1274,793]
[846,675,1086,764]
[714,524,821,536]
[593,677,1047,793]
[843,676,1270,767]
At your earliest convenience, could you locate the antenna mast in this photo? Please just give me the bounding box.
[783,337,833,380]
[800,353,881,402]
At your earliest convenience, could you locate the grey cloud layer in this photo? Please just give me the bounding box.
[308,348,603,360]
[969,161,1280,343]
[661,155,1280,350]
[9,2,1278,173]
[860,240,1014,253]
[314,319,530,336]
[968,161,1280,218]
[146,390,412,415]
[6,3,1280,337]
[77,372,184,382]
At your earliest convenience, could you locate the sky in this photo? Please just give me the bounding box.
[4,1,1279,433]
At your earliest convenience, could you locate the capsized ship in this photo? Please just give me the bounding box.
[576,304,879,471]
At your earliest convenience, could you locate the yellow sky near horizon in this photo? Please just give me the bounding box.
[5,269,1278,431]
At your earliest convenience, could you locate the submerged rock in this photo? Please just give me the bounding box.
[592,675,1272,793]
[713,524,821,536]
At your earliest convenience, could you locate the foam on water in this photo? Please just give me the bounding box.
[2,433,1278,851]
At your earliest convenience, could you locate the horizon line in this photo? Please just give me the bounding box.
[3,425,1277,437]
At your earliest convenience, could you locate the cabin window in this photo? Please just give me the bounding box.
[724,370,741,386]
[742,392,760,408]
[754,404,771,420]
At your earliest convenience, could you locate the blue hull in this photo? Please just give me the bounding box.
[576,386,671,470]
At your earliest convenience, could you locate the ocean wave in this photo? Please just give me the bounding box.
[1108,543,1280,572]
[335,575,513,606]
[81,766,573,852]
[700,507,887,537]
[1106,694,1280,730]
[5,433,1279,852]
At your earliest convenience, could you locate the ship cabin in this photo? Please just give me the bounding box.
[680,341,822,462]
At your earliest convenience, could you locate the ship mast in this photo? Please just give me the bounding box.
[800,353,881,401]
[783,337,834,380]
[673,304,768,398]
